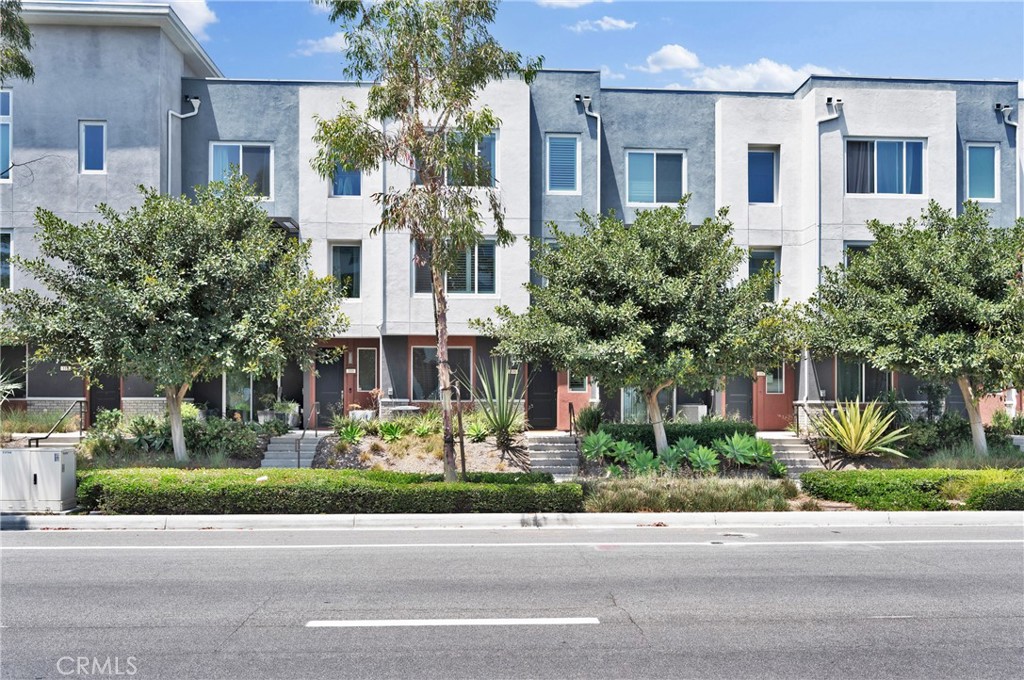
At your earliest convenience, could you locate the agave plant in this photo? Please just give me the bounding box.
[753,438,775,465]
[337,421,364,445]
[465,420,489,443]
[581,431,615,461]
[767,460,789,479]
[379,420,406,443]
[813,399,909,458]
[609,440,638,464]
[474,357,526,451]
[713,432,759,466]
[627,447,659,475]
[687,446,720,475]
[658,445,685,472]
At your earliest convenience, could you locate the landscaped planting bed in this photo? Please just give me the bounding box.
[598,421,758,450]
[76,468,580,515]
[582,477,799,513]
[801,469,1024,511]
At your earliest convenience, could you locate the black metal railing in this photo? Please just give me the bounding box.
[568,401,577,440]
[28,400,86,448]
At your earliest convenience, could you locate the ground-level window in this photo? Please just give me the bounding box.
[568,372,587,392]
[846,139,923,195]
[844,241,872,266]
[357,347,377,392]
[765,366,784,394]
[836,359,891,401]
[332,244,361,298]
[621,387,674,424]
[225,371,253,421]
[966,144,997,200]
[1,232,10,290]
[411,346,472,400]
[627,150,684,205]
[211,142,272,198]
[80,121,106,173]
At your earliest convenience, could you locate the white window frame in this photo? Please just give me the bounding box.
[413,130,499,188]
[765,365,784,395]
[208,141,275,201]
[356,347,377,392]
[331,242,362,301]
[546,133,581,196]
[410,345,474,402]
[0,90,11,183]
[79,120,107,174]
[625,149,687,207]
[1,230,12,290]
[844,138,926,197]
[568,372,588,393]
[620,387,677,424]
[749,248,780,302]
[843,240,873,267]
[965,142,1000,202]
[329,163,362,199]
[747,146,779,205]
[411,239,498,297]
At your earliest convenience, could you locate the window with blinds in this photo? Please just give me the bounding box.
[413,241,495,295]
[627,150,684,205]
[547,135,579,193]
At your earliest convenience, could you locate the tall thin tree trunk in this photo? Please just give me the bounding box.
[644,386,669,454]
[431,262,458,481]
[957,376,988,456]
[165,384,189,462]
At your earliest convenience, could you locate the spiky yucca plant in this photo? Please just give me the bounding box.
[474,357,525,451]
[813,399,909,458]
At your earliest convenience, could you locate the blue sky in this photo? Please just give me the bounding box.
[156,1,1022,90]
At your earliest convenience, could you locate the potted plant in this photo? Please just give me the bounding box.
[257,393,277,424]
[347,402,375,421]
[273,399,300,428]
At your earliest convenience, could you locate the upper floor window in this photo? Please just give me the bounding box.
[413,240,495,295]
[966,144,998,201]
[80,121,106,174]
[748,148,777,203]
[0,91,10,181]
[846,139,923,195]
[332,244,361,299]
[211,142,272,198]
[331,163,361,197]
[1,231,11,290]
[413,132,497,187]
[627,150,684,206]
[748,249,779,302]
[844,241,872,266]
[546,134,579,194]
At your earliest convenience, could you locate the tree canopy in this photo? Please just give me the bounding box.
[1,0,34,84]
[805,201,1024,455]
[0,176,347,460]
[479,201,800,452]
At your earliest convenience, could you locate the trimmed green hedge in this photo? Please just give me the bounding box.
[322,470,554,485]
[965,482,1024,510]
[801,469,1024,511]
[76,468,580,515]
[599,421,758,450]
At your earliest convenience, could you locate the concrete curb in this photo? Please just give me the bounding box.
[2,511,1022,531]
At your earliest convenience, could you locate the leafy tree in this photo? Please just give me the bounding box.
[0,176,347,461]
[1,0,34,84]
[805,201,1024,456]
[478,202,800,453]
[310,0,540,480]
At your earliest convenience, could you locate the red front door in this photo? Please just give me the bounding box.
[753,364,796,430]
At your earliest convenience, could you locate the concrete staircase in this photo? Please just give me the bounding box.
[757,431,824,481]
[525,431,579,481]
[260,431,321,469]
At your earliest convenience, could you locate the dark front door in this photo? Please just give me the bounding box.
[724,376,753,422]
[89,374,120,424]
[527,363,557,430]
[315,360,344,427]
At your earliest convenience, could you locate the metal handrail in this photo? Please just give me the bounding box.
[28,399,86,448]
[568,401,577,440]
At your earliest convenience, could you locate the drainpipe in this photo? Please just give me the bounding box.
[166,96,201,196]
[996,104,1021,220]
[575,94,602,215]
[816,97,843,287]
[379,119,388,407]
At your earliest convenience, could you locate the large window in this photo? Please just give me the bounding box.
[627,150,684,205]
[846,139,923,195]
[414,132,497,187]
[412,346,472,400]
[331,163,361,197]
[413,241,495,295]
[211,142,272,198]
[332,244,361,298]
[621,387,674,424]
[79,121,106,173]
[357,347,377,392]
[0,91,10,181]
[546,134,579,194]
[966,144,998,200]
[836,360,891,401]
[748,249,779,302]
[748,148,777,203]
[1,232,10,290]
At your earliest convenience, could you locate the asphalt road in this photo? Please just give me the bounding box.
[2,524,1023,679]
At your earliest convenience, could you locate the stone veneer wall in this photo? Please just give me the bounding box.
[26,398,81,415]
[121,398,167,419]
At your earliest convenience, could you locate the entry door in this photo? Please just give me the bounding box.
[89,374,120,424]
[527,363,557,430]
[315,361,344,427]
[753,364,797,430]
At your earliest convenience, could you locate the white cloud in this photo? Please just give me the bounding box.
[538,0,612,8]
[568,16,636,33]
[630,44,701,73]
[691,58,834,91]
[600,64,625,81]
[664,83,684,90]
[163,1,218,41]
[294,31,348,57]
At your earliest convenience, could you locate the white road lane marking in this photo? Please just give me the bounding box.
[306,617,600,628]
[3,539,1021,551]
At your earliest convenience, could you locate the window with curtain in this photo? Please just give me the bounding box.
[1,232,10,290]
[547,135,578,193]
[357,348,377,392]
[331,163,361,196]
[80,122,106,173]
[412,346,472,400]
[748,149,776,203]
[627,151,684,204]
[332,244,361,298]
[837,360,891,401]
[967,145,997,199]
[748,249,778,302]
[413,241,495,295]
[0,91,10,181]
[847,139,923,195]
[211,143,271,197]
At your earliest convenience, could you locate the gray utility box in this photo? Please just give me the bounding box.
[0,449,77,512]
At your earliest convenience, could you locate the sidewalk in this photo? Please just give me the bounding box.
[3,511,1022,531]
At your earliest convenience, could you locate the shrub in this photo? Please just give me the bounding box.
[599,421,757,450]
[254,418,289,437]
[575,405,602,435]
[800,468,1024,511]
[76,468,581,514]
[813,400,909,458]
[192,417,260,460]
[768,460,788,479]
[92,408,124,434]
[965,482,1024,510]
[923,440,1024,469]
[582,477,791,513]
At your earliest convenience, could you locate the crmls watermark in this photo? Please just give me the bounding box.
[56,657,139,676]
